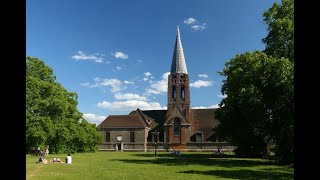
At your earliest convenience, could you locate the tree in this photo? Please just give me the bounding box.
[215,0,294,165]
[263,0,294,63]
[215,51,293,164]
[26,56,103,153]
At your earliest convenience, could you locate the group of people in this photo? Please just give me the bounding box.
[36,154,72,164]
[212,147,224,155]
[170,150,181,156]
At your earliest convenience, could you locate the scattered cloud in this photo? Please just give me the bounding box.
[217,94,227,98]
[137,59,143,63]
[124,80,134,84]
[145,72,170,94]
[99,78,123,92]
[80,82,90,87]
[81,78,124,92]
[192,104,219,109]
[116,66,122,70]
[184,18,196,25]
[192,24,207,31]
[72,51,104,63]
[144,72,152,77]
[208,104,220,108]
[142,72,154,82]
[190,80,213,88]
[184,17,207,31]
[97,100,166,111]
[198,74,208,78]
[114,51,128,59]
[114,93,147,101]
[83,113,106,125]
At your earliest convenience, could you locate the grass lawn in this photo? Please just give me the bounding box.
[26,151,293,180]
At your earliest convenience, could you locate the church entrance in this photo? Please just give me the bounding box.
[118,143,122,151]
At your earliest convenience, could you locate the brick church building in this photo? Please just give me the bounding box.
[97,28,234,152]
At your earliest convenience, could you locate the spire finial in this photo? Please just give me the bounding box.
[177,26,180,35]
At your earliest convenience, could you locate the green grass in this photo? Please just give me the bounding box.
[26,151,293,180]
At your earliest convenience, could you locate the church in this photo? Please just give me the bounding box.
[97,28,234,152]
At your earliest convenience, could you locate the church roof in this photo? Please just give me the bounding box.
[170,27,188,74]
[99,115,147,128]
[138,108,220,142]
[130,108,159,129]
[190,108,220,141]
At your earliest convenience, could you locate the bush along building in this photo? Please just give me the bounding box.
[98,27,235,152]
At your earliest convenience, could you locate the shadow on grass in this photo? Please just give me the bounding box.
[179,169,293,180]
[114,153,277,167]
[134,153,242,159]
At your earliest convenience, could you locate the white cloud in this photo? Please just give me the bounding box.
[145,72,170,95]
[183,18,207,31]
[198,74,208,78]
[114,93,147,101]
[217,94,227,98]
[143,77,149,81]
[192,104,219,109]
[192,24,207,31]
[190,80,213,88]
[100,78,122,92]
[116,66,122,70]
[137,60,143,63]
[114,52,128,59]
[144,72,152,77]
[72,51,104,63]
[208,104,220,108]
[97,100,166,111]
[81,78,123,92]
[80,82,99,88]
[80,82,90,87]
[184,17,197,25]
[124,80,134,84]
[83,113,106,125]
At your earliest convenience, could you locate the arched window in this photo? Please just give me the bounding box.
[174,118,180,136]
[130,132,135,142]
[172,86,177,101]
[105,132,110,142]
[181,86,185,100]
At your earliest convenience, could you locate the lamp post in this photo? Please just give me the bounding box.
[152,129,159,156]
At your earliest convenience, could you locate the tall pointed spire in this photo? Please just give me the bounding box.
[170,27,188,74]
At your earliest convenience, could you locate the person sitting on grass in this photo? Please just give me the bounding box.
[36,156,48,164]
[170,150,181,156]
[217,147,222,154]
[65,154,72,164]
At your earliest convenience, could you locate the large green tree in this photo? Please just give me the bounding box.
[26,56,102,154]
[216,0,294,164]
[215,52,293,163]
[215,0,294,165]
[263,0,294,63]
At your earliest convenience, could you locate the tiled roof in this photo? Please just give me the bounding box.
[190,108,220,141]
[139,110,167,131]
[99,115,146,128]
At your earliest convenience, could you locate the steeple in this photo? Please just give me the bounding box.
[165,27,191,146]
[170,26,188,74]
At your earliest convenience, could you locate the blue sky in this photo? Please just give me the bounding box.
[27,0,278,124]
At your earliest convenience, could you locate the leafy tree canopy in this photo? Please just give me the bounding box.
[26,56,103,154]
[215,0,294,165]
[263,0,294,62]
